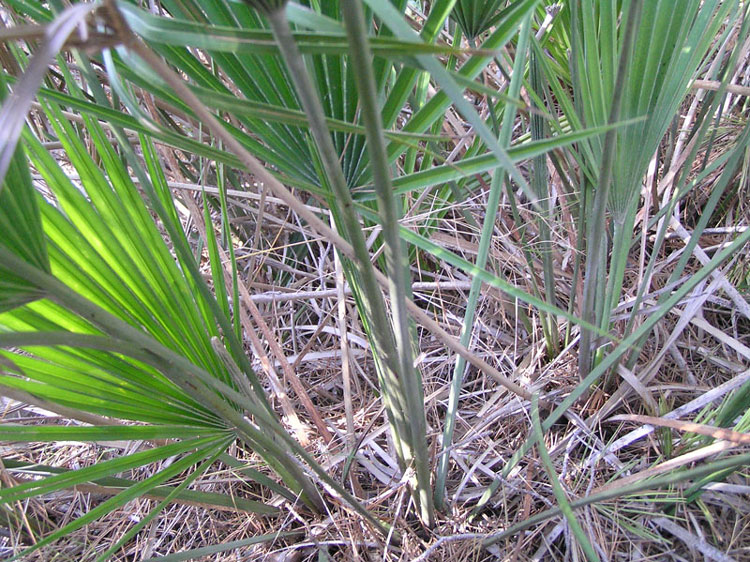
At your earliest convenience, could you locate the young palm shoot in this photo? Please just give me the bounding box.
[578,0,642,378]
[572,0,737,380]
[340,0,435,528]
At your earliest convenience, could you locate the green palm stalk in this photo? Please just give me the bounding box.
[247,0,434,524]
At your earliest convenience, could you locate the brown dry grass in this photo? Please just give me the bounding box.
[5,119,750,558]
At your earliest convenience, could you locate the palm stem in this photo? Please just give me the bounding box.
[264,9,410,443]
[340,0,434,527]
[578,0,642,379]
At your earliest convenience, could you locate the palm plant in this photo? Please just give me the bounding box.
[105,0,568,528]
[2,0,750,559]
[549,0,746,379]
[466,0,750,489]
[0,0,564,552]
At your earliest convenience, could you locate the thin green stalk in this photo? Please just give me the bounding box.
[530,48,559,356]
[531,395,601,561]
[341,0,434,526]
[483,449,750,547]
[435,12,532,510]
[600,211,635,390]
[578,0,642,379]
[404,70,430,175]
[215,160,242,341]
[263,9,411,460]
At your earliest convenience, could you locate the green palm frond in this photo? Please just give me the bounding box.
[451,0,505,40]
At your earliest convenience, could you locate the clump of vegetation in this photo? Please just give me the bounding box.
[1,0,749,560]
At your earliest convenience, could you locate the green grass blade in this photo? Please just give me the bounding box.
[7,437,228,561]
[139,532,303,562]
[435,11,533,510]
[93,442,229,562]
[353,122,636,201]
[118,2,467,57]
[0,436,222,504]
[1,457,279,515]
[483,450,750,546]
[0,424,222,442]
[531,394,601,561]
